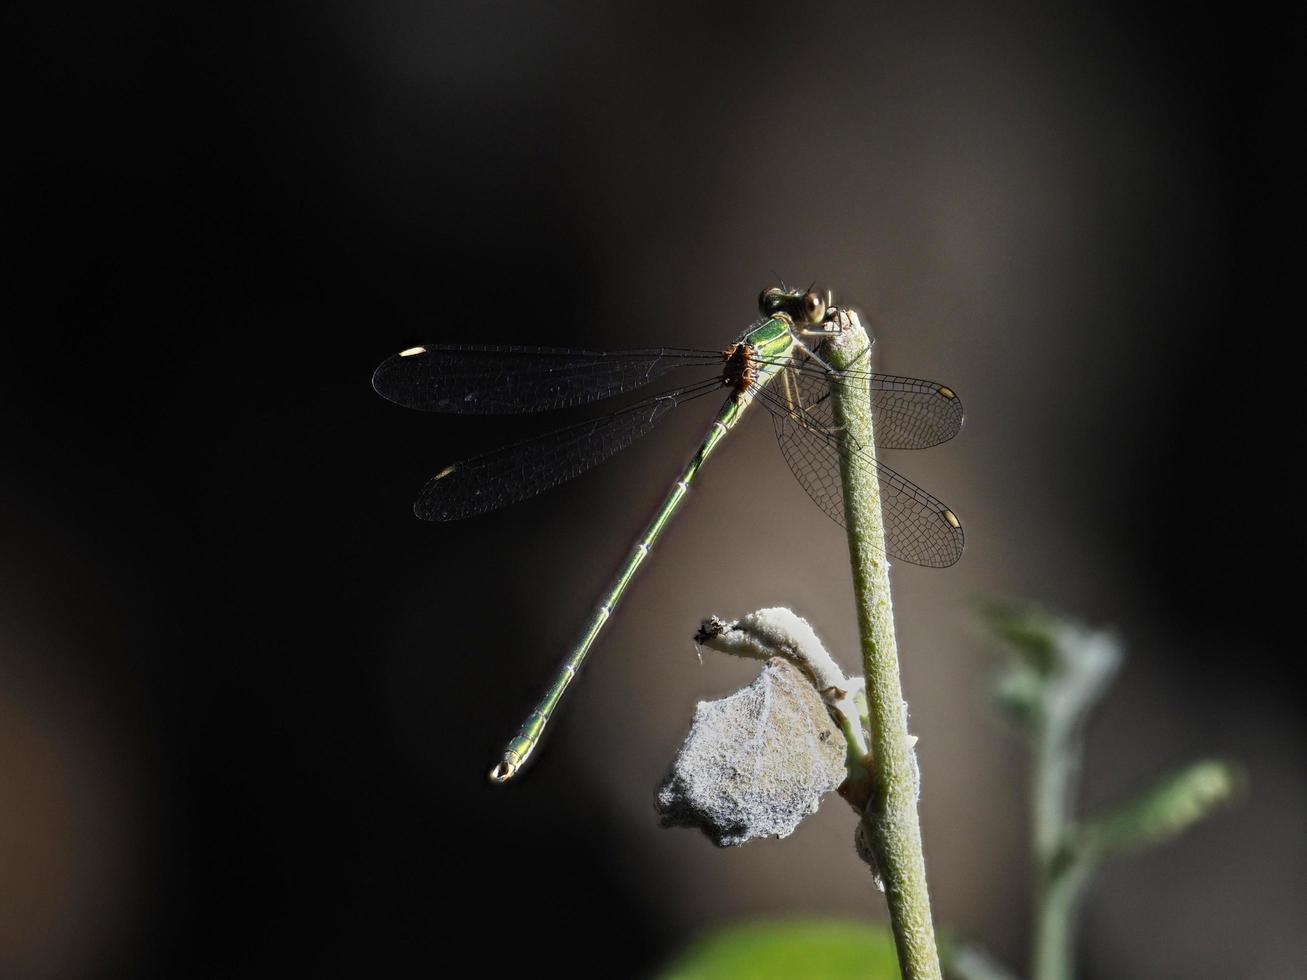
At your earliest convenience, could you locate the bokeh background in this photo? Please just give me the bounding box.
[5,2,1304,977]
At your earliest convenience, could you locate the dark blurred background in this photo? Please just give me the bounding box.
[4,2,1304,977]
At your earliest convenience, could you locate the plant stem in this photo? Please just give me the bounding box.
[1031,717,1084,980]
[826,313,942,980]
[1032,859,1089,980]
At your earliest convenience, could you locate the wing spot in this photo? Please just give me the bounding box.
[434,464,457,480]
[937,386,956,399]
[399,346,426,357]
[941,509,960,529]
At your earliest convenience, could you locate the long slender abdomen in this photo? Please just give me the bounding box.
[488,400,744,782]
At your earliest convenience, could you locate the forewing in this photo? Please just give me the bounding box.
[373,345,719,414]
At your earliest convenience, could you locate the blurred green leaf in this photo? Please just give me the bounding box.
[976,600,1122,741]
[1079,759,1240,862]
[975,599,1060,674]
[658,919,901,980]
[992,665,1045,728]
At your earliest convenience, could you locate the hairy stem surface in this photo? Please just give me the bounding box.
[827,313,942,980]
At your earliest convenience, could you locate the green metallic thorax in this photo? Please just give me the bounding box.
[492,315,797,779]
[733,315,795,408]
[742,314,796,358]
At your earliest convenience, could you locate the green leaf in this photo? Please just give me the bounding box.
[975,599,1060,674]
[658,920,901,980]
[1079,759,1240,862]
[992,666,1045,728]
[976,599,1123,741]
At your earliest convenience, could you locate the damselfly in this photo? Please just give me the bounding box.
[373,286,964,782]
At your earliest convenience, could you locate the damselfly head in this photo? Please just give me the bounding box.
[758,285,837,326]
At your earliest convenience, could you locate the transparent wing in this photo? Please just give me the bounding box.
[868,376,963,449]
[754,352,963,449]
[373,344,721,415]
[415,379,726,521]
[758,366,964,567]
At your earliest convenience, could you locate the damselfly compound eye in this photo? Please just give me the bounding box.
[759,288,784,315]
[802,290,826,323]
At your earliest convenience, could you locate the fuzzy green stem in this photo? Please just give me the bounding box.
[1032,861,1088,980]
[827,314,942,980]
[1031,716,1084,980]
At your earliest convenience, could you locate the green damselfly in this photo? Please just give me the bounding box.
[373,286,963,782]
